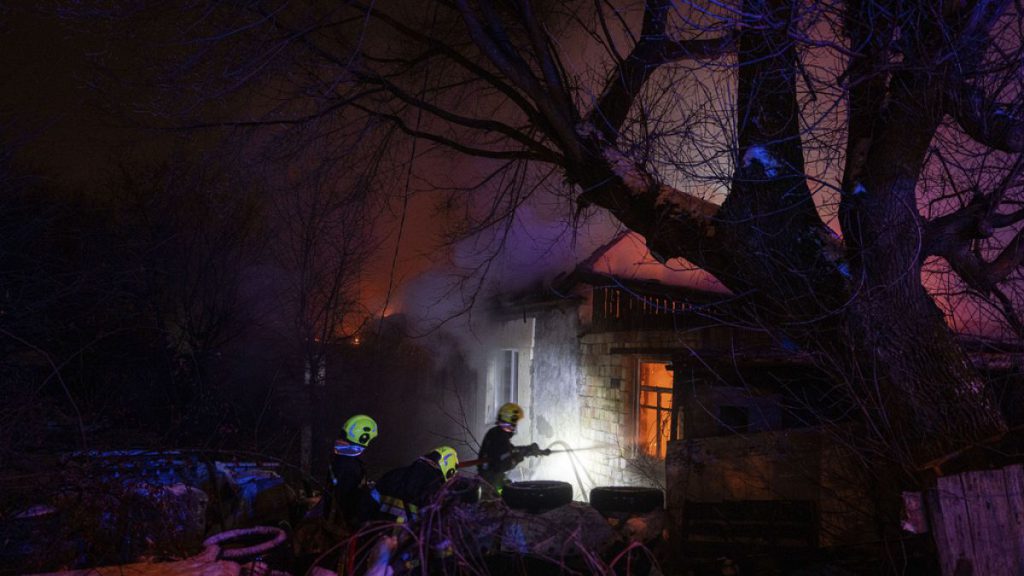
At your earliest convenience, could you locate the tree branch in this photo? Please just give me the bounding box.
[924,155,1024,256]
[454,0,583,162]
[349,0,549,138]
[942,0,1021,151]
[937,227,1024,293]
[588,0,734,139]
[357,72,563,163]
[946,81,1024,153]
[986,228,1024,284]
[350,103,548,161]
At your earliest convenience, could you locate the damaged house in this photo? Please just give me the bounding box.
[474,232,1024,557]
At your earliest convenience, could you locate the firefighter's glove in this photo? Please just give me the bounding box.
[525,443,548,457]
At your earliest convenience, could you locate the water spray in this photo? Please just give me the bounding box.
[543,440,603,501]
[542,442,614,455]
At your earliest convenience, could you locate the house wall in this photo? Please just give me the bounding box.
[483,318,535,442]
[518,307,586,492]
[681,381,785,439]
[576,328,706,489]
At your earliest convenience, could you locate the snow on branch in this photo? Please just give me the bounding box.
[574,122,718,245]
[741,146,781,179]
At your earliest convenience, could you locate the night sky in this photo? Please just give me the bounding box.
[3,4,451,316]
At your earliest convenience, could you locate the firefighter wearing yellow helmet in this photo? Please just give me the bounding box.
[477,402,549,494]
[323,414,378,529]
[374,446,460,524]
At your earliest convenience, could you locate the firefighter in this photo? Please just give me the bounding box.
[374,446,459,524]
[323,413,378,529]
[477,402,550,494]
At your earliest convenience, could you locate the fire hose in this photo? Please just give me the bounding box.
[457,442,608,469]
[203,525,288,560]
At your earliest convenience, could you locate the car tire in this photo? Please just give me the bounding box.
[589,486,663,515]
[502,480,573,510]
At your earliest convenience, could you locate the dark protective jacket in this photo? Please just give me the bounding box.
[477,425,519,480]
[374,458,445,523]
[324,453,374,528]
[477,424,540,491]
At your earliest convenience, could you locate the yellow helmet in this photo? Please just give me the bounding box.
[431,446,459,481]
[497,402,524,425]
[343,414,378,447]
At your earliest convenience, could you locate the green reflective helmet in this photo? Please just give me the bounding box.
[498,402,523,425]
[343,414,378,447]
[431,446,459,481]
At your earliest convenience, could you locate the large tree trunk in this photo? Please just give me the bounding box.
[684,0,1007,466]
[833,292,1005,466]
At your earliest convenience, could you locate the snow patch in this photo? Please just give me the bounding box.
[574,122,649,194]
[15,505,57,519]
[602,146,648,193]
[742,146,780,178]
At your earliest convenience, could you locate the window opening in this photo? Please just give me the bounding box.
[498,349,519,406]
[718,405,750,434]
[637,361,674,458]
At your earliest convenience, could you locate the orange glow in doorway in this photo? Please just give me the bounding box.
[638,361,673,459]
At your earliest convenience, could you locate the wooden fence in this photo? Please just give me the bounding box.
[923,464,1024,575]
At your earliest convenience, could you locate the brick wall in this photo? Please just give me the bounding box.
[576,329,706,488]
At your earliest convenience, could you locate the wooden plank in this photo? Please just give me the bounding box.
[1003,465,1024,573]
[960,469,1004,575]
[929,466,1024,576]
[925,487,950,575]
[936,473,974,576]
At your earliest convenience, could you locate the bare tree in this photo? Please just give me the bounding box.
[70,0,1024,467]
[113,160,266,406]
[266,131,387,473]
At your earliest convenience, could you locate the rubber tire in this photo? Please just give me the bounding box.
[448,475,481,504]
[502,480,573,510]
[589,486,664,515]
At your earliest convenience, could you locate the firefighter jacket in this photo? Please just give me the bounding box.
[374,457,445,523]
[325,453,374,529]
[478,424,533,480]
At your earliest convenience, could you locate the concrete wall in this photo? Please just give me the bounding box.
[519,307,586,493]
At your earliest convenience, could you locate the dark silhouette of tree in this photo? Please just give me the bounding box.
[269,137,386,473]
[112,160,267,406]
